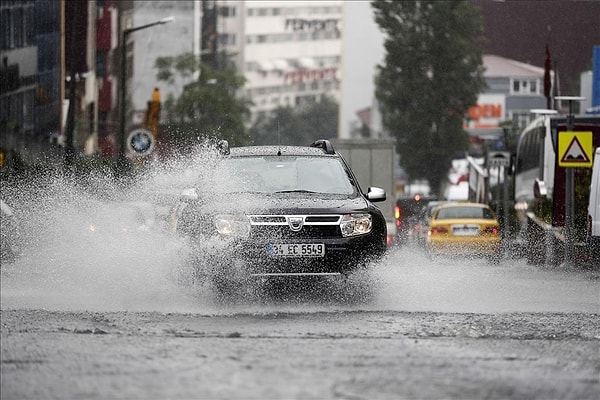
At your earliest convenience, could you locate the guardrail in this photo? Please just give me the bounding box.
[525,212,588,266]
[466,155,488,203]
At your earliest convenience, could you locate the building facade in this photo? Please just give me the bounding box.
[0,0,110,165]
[1,1,41,163]
[219,0,343,124]
[129,1,197,123]
[2,0,344,168]
[130,0,343,125]
[464,54,548,152]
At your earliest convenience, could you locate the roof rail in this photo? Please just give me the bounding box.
[310,139,335,155]
[217,140,230,155]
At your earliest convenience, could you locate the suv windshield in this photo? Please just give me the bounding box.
[211,155,355,195]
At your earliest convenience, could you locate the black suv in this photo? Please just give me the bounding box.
[172,140,387,290]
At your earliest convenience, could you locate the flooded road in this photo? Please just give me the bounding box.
[2,241,598,314]
[2,245,599,399]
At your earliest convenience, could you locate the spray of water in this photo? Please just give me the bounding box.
[0,144,222,312]
[0,143,371,313]
[2,142,597,314]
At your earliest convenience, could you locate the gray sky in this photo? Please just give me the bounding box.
[339,0,384,138]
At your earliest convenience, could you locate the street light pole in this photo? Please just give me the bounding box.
[116,16,175,178]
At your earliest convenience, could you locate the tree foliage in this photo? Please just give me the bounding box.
[371,0,486,195]
[154,53,251,151]
[248,96,339,146]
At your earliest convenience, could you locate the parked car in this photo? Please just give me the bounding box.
[414,200,449,247]
[394,195,436,245]
[171,140,388,293]
[425,202,501,263]
[587,147,600,264]
[1,199,22,264]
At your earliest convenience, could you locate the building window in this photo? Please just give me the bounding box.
[509,111,533,130]
[1,9,10,49]
[96,51,107,77]
[219,6,236,17]
[1,4,35,50]
[511,78,540,95]
[13,8,24,47]
[219,33,236,46]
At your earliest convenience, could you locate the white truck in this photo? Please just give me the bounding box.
[331,138,397,246]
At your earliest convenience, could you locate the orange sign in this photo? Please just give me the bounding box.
[468,103,502,121]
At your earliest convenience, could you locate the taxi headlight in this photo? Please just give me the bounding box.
[215,214,250,238]
[340,213,372,237]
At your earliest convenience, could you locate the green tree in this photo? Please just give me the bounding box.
[154,53,252,151]
[372,0,486,196]
[249,95,339,146]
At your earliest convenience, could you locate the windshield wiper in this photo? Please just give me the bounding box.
[274,190,318,194]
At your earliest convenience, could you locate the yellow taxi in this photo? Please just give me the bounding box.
[425,202,501,262]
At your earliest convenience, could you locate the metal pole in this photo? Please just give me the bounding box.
[503,165,509,241]
[64,71,76,174]
[555,97,585,267]
[116,17,175,179]
[64,10,77,174]
[116,28,129,179]
[496,166,501,211]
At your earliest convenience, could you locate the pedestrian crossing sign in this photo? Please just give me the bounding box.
[558,131,593,167]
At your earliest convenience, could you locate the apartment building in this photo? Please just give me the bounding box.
[131,0,343,125]
[1,1,104,165]
[1,1,41,162]
[466,54,548,146]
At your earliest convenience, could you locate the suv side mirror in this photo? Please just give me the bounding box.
[366,187,386,202]
[180,188,199,202]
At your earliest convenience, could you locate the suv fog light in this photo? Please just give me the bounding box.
[340,213,372,237]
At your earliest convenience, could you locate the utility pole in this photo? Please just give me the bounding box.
[116,16,174,179]
[556,96,585,268]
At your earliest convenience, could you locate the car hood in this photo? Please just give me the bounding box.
[195,192,372,215]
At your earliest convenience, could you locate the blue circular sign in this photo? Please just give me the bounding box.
[127,129,155,156]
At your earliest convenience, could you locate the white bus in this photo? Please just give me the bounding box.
[514,114,600,264]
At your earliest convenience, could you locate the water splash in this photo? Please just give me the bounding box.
[2,143,597,314]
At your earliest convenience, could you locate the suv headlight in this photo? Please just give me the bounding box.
[215,214,251,238]
[340,213,372,237]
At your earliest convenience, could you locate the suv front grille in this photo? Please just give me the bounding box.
[247,214,342,239]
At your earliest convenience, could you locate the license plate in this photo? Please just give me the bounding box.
[452,224,480,236]
[267,243,325,257]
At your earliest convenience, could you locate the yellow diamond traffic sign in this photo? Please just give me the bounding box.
[558,131,593,167]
